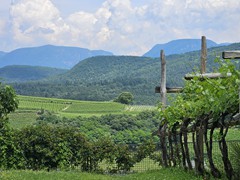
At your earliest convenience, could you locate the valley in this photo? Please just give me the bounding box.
[4,42,239,105]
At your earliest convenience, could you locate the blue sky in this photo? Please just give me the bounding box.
[0,0,240,55]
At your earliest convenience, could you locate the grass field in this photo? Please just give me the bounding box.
[8,95,157,128]
[0,168,204,180]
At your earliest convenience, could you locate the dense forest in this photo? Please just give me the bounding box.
[9,43,240,105]
[0,65,67,82]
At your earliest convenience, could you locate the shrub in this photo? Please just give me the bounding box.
[0,126,25,169]
[16,124,87,170]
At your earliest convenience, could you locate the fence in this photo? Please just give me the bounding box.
[98,140,240,174]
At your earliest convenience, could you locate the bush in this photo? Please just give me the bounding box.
[0,126,25,169]
[14,124,139,172]
[16,124,87,170]
[115,144,135,172]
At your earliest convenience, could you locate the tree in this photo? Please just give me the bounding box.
[0,83,21,169]
[0,83,18,123]
[114,92,134,104]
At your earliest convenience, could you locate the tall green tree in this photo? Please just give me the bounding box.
[0,83,21,169]
[114,92,134,104]
[0,83,18,125]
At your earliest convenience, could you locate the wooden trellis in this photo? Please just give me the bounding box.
[155,36,240,179]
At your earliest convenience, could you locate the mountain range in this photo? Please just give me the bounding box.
[0,45,113,69]
[0,39,229,69]
[143,39,230,57]
[9,42,240,105]
[0,51,6,59]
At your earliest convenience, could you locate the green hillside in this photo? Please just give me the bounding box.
[0,65,67,82]
[11,43,240,105]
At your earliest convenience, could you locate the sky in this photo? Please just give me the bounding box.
[0,0,240,55]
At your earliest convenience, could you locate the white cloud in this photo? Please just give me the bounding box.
[9,0,69,46]
[2,0,240,55]
[0,19,6,36]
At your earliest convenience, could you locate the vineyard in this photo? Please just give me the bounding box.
[8,95,156,128]
[17,96,156,115]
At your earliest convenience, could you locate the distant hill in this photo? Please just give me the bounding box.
[143,39,226,57]
[0,65,67,82]
[11,43,240,105]
[0,51,6,58]
[0,45,113,69]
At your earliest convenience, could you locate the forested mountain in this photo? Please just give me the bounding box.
[10,43,240,105]
[0,65,67,82]
[143,39,227,57]
[0,39,229,69]
[0,45,113,69]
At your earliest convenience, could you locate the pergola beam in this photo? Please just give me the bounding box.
[222,51,240,59]
[184,73,232,80]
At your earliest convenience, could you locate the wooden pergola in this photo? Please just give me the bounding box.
[154,36,240,177]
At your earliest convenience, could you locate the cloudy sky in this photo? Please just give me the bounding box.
[0,0,240,55]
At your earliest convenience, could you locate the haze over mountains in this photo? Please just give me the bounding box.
[0,51,6,59]
[143,39,230,57]
[0,45,113,69]
[0,39,229,69]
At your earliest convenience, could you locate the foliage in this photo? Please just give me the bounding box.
[156,58,239,178]
[114,92,134,104]
[115,144,135,172]
[0,83,18,120]
[0,83,20,169]
[230,142,240,179]
[0,125,24,169]
[159,58,238,125]
[16,124,87,170]
[0,65,67,83]
[2,122,156,172]
[36,110,159,144]
[135,139,156,162]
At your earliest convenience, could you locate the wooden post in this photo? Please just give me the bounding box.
[159,50,169,167]
[201,36,207,74]
[160,50,167,110]
[199,36,206,171]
